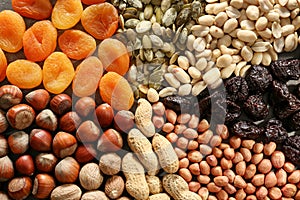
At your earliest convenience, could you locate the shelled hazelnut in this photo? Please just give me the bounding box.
[95,103,114,128]
[59,111,81,133]
[8,177,32,200]
[52,131,78,158]
[55,157,80,183]
[32,174,55,199]
[6,104,35,130]
[7,131,29,154]
[79,163,103,190]
[75,96,96,117]
[0,156,14,182]
[0,110,8,133]
[0,85,23,110]
[75,144,97,163]
[25,89,50,111]
[30,129,52,152]
[0,135,8,157]
[76,120,100,142]
[97,129,123,152]
[35,153,58,173]
[35,109,58,131]
[15,155,35,176]
[50,94,72,116]
[50,184,82,200]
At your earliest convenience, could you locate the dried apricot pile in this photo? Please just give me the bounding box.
[12,0,53,20]
[0,48,7,82]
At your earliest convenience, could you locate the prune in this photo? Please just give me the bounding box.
[270,59,300,82]
[162,95,192,113]
[244,95,269,120]
[271,80,290,102]
[295,83,300,99]
[265,118,288,143]
[225,76,249,102]
[245,65,273,93]
[283,135,300,165]
[286,111,300,131]
[231,120,263,139]
[274,94,300,119]
[213,99,241,123]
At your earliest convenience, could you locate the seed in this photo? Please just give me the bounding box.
[142,35,152,49]
[284,33,298,52]
[186,35,196,51]
[251,52,263,65]
[261,52,272,66]
[209,26,224,38]
[144,4,153,20]
[251,41,270,52]
[246,5,260,20]
[221,64,235,79]
[203,68,220,85]
[128,0,142,9]
[162,8,177,27]
[185,51,196,66]
[191,25,210,37]
[259,0,273,12]
[125,19,140,29]
[198,15,215,26]
[158,87,177,98]
[178,84,192,96]
[216,54,232,68]
[237,30,257,43]
[172,68,190,84]
[147,88,159,103]
[225,6,241,18]
[188,67,201,79]
[149,35,163,48]
[213,2,228,15]
[177,56,189,70]
[255,17,268,31]
[164,73,180,88]
[193,37,206,52]
[223,18,238,33]
[272,22,282,39]
[161,0,171,13]
[136,21,152,34]
[274,37,285,53]
[215,12,228,27]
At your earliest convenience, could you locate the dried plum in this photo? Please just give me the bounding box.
[295,83,300,99]
[245,65,273,93]
[274,94,300,119]
[286,111,300,131]
[244,95,269,120]
[231,120,263,139]
[214,99,241,123]
[162,95,192,113]
[283,135,300,165]
[271,80,290,102]
[270,59,300,82]
[265,118,288,143]
[225,76,249,102]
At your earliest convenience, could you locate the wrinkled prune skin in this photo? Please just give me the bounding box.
[231,121,263,139]
[286,111,300,131]
[270,59,300,82]
[283,135,300,165]
[245,65,273,93]
[295,83,300,99]
[264,118,288,143]
[271,80,290,102]
[225,76,249,102]
[213,99,241,124]
[274,94,300,119]
[162,95,192,113]
[244,95,269,120]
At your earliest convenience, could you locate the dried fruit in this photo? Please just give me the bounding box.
[245,65,272,93]
[12,0,53,20]
[283,135,300,165]
[231,121,263,139]
[264,118,288,143]
[270,59,300,82]
[271,80,290,103]
[162,95,192,113]
[244,95,269,120]
[274,94,300,119]
[225,76,249,102]
[0,48,7,82]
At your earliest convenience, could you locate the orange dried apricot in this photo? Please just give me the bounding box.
[6,59,42,89]
[43,52,75,94]
[0,49,7,82]
[81,0,106,5]
[81,3,118,40]
[99,72,134,111]
[0,10,26,53]
[58,30,96,60]
[12,0,53,20]
[23,20,57,62]
[73,56,104,97]
[51,0,83,29]
[98,38,129,76]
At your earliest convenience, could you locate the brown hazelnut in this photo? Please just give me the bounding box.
[0,85,23,110]
[0,135,8,157]
[79,163,103,190]
[50,94,72,116]
[271,151,285,169]
[0,110,8,133]
[8,177,32,200]
[15,155,35,176]
[36,109,58,131]
[6,104,35,130]
[81,191,109,200]
[50,184,82,200]
[76,120,100,142]
[105,175,125,199]
[97,129,123,152]
[0,156,14,182]
[99,152,121,175]
[25,89,50,111]
[52,131,78,158]
[35,153,57,172]
[55,157,80,183]
[95,103,114,128]
[113,110,134,132]
[75,144,97,163]
[8,131,29,154]
[30,129,52,152]
[75,96,96,117]
[59,111,81,133]
[32,174,56,199]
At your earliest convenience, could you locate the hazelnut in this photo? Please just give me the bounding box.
[8,131,29,154]
[214,176,229,187]
[256,186,268,199]
[32,174,56,199]
[35,153,57,172]
[223,148,235,160]
[0,85,23,110]
[211,166,223,177]
[179,158,189,169]
[244,164,256,180]
[281,183,297,198]
[30,129,52,152]
[6,104,35,130]
[268,187,282,199]
[25,89,50,111]
[36,109,58,131]
[81,191,109,200]
[55,157,80,183]
[0,156,14,182]
[258,159,272,174]
[75,96,96,117]
[0,192,10,200]
[8,177,32,200]
[99,152,121,175]
[216,190,228,200]
[188,150,203,163]
[52,131,78,158]
[216,124,229,139]
[234,175,247,189]
[79,163,103,190]
[251,174,265,187]
[0,135,8,157]
[97,129,123,152]
[276,168,287,187]
[76,120,100,142]
[75,144,97,163]
[0,110,8,133]
[50,184,82,200]
[271,151,285,169]
[283,162,295,173]
[206,155,218,167]
[197,119,210,132]
[113,110,134,132]
[263,142,276,156]
[287,170,300,184]
[189,163,200,176]
[95,103,114,128]
[59,111,81,133]
[229,136,241,149]
[15,155,35,176]
[50,94,72,115]
[223,169,235,183]
[265,171,277,188]
[207,182,222,193]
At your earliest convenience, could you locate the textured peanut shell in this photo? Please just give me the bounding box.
[81,191,109,200]
[148,193,171,200]
[135,98,155,137]
[50,184,82,200]
[146,175,163,194]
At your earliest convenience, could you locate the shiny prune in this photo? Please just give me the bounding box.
[283,135,300,165]
[162,95,192,113]
[225,76,249,102]
[231,120,263,139]
[274,94,300,119]
[270,59,300,82]
[286,111,300,131]
[213,99,241,124]
[271,80,290,102]
[265,118,288,143]
[244,95,269,120]
[245,65,273,93]
[295,83,300,99]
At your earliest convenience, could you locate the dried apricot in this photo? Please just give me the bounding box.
[99,72,134,111]
[58,30,96,60]
[12,0,52,20]
[81,3,118,40]
[6,59,42,89]
[98,38,129,76]
[23,20,57,62]
[81,0,106,5]
[43,52,75,94]
[0,49,7,82]
[72,56,103,97]
[51,0,83,29]
[0,10,25,53]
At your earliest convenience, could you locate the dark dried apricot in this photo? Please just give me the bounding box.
[12,0,52,20]
[0,48,7,82]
